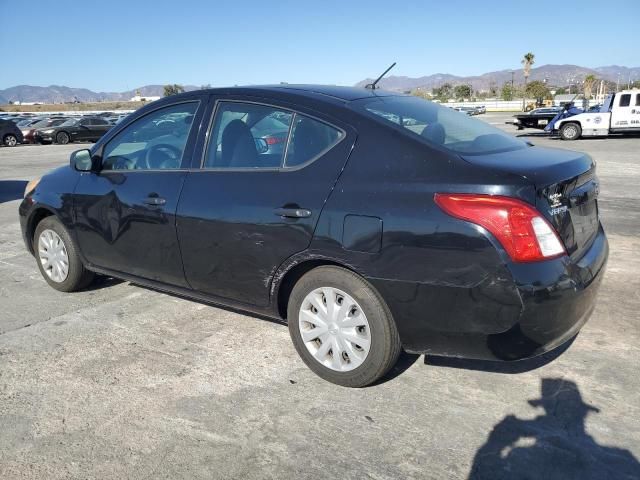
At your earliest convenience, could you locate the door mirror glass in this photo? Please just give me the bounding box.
[71,149,93,171]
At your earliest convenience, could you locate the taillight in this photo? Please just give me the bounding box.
[265,136,285,145]
[434,193,565,262]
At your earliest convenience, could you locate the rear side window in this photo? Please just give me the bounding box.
[354,96,526,155]
[205,102,293,169]
[636,94,640,106]
[619,94,631,107]
[284,116,343,167]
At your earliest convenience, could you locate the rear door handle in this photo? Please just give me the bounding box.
[274,207,312,218]
[144,196,166,206]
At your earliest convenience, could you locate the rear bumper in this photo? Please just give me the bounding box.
[370,225,608,361]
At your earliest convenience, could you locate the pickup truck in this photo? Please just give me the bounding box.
[550,89,640,140]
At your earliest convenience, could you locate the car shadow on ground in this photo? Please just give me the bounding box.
[424,336,575,374]
[468,377,640,479]
[0,180,28,203]
[87,278,421,385]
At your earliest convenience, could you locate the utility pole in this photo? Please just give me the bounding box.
[510,71,514,101]
[617,73,620,92]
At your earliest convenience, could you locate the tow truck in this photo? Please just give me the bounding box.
[549,89,640,140]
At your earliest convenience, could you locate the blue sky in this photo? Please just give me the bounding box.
[1,0,638,91]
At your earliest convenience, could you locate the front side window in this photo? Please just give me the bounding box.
[102,102,198,170]
[619,94,631,107]
[204,102,293,169]
[353,95,527,156]
[636,94,640,106]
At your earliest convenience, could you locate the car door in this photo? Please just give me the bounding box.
[611,93,634,130]
[72,118,92,142]
[73,97,205,286]
[90,118,112,141]
[177,98,355,306]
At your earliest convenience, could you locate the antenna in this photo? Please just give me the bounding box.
[365,62,397,90]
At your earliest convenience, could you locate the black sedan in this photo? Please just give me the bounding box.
[0,118,25,146]
[34,116,112,144]
[19,85,608,387]
[512,107,563,130]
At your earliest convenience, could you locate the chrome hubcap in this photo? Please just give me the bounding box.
[6,135,16,146]
[38,229,69,283]
[566,126,577,138]
[298,287,371,372]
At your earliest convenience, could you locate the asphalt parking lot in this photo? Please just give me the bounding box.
[1,113,639,479]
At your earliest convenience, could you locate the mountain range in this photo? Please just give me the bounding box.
[0,84,200,105]
[1,64,639,104]
[356,64,640,92]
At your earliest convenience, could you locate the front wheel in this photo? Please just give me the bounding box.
[34,216,94,292]
[560,123,581,140]
[288,266,401,387]
[3,134,18,146]
[56,131,70,144]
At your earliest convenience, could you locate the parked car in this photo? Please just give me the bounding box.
[19,86,608,387]
[34,117,112,144]
[455,106,476,115]
[22,117,68,144]
[474,105,486,114]
[511,106,563,130]
[0,119,24,146]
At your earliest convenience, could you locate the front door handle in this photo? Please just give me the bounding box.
[274,207,312,218]
[144,196,166,206]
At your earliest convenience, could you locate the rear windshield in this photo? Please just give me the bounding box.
[353,96,527,155]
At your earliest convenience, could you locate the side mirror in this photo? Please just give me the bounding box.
[70,149,93,172]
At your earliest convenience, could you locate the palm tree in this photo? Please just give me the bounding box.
[583,74,597,99]
[521,52,535,110]
[521,52,535,86]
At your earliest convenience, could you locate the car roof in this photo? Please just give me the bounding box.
[182,84,403,103]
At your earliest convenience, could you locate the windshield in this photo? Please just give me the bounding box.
[353,96,527,155]
[60,118,78,127]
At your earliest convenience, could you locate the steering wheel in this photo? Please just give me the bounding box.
[106,155,136,170]
[144,144,182,169]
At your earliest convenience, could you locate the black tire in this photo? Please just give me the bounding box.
[33,216,94,292]
[3,134,18,147]
[287,266,401,387]
[560,122,581,140]
[56,131,70,144]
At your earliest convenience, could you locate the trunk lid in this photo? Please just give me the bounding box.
[460,146,600,259]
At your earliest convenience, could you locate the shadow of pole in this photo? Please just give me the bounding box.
[468,377,640,479]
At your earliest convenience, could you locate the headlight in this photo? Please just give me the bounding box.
[42,129,55,134]
[24,177,41,197]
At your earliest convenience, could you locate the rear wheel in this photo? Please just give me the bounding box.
[560,122,581,140]
[288,266,401,387]
[3,134,18,146]
[34,216,94,292]
[56,131,70,144]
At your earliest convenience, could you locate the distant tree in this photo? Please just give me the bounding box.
[411,89,430,100]
[501,82,515,100]
[629,80,640,89]
[432,83,453,101]
[488,82,498,97]
[454,84,472,100]
[525,80,550,101]
[163,84,185,97]
[555,87,567,95]
[583,75,597,99]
